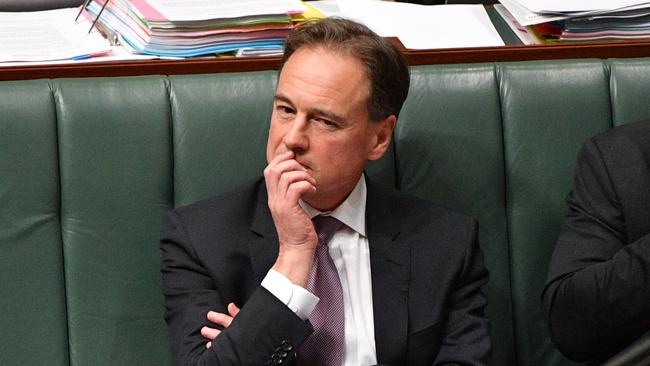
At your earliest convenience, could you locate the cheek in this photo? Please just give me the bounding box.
[266,120,282,161]
[344,131,374,155]
[326,136,371,166]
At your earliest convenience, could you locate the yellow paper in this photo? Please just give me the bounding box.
[290,2,326,22]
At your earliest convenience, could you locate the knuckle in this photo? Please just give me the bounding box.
[279,173,294,186]
[270,165,282,175]
[265,167,276,179]
[288,181,306,191]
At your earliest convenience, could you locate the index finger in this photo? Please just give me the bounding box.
[268,150,294,166]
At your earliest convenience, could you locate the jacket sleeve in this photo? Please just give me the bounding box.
[433,219,493,366]
[160,209,313,366]
[542,139,650,362]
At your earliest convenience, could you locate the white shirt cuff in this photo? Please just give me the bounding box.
[261,269,319,321]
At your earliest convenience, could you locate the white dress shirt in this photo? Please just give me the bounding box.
[261,175,377,365]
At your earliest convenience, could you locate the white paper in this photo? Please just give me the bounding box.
[0,46,161,67]
[308,1,342,17]
[499,0,568,26]
[0,8,112,62]
[513,0,650,14]
[338,1,504,50]
[145,0,306,21]
[499,0,650,25]
[493,4,541,44]
[584,7,650,20]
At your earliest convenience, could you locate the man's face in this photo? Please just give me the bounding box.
[266,46,394,210]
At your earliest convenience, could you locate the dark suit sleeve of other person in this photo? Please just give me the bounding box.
[159,181,313,366]
[542,122,650,363]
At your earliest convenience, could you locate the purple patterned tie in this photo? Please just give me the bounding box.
[298,215,345,366]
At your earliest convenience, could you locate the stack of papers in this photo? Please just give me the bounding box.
[498,0,650,43]
[83,0,309,57]
[0,8,112,63]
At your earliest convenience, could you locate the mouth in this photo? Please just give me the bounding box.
[295,160,311,171]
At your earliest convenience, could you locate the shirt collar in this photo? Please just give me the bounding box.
[299,174,367,237]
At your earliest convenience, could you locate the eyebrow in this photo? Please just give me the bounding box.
[274,93,294,106]
[274,93,345,123]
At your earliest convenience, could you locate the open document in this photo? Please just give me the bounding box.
[0,8,112,62]
[338,1,504,49]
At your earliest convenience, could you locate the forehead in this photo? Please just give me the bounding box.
[277,46,370,105]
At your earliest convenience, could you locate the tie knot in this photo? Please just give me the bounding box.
[312,215,343,246]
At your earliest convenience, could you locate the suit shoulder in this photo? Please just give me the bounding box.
[574,120,650,181]
[590,119,650,155]
[378,184,477,229]
[372,184,480,268]
[170,177,264,224]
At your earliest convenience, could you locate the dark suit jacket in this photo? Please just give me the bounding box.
[161,178,492,366]
[542,120,650,363]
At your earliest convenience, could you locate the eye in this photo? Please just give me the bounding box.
[315,117,337,128]
[276,105,295,117]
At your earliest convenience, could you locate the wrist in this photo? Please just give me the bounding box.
[273,247,315,288]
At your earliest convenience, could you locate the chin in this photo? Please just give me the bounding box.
[301,191,328,210]
[302,189,317,202]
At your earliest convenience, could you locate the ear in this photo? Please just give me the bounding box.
[367,115,396,161]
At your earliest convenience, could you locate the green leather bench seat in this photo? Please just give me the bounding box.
[55,78,173,365]
[500,61,612,365]
[0,80,68,366]
[2,58,650,366]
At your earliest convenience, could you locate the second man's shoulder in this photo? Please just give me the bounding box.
[590,119,650,155]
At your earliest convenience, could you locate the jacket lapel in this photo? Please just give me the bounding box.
[248,181,279,284]
[366,180,411,365]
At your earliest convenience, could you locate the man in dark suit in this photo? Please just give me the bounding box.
[542,120,650,364]
[161,18,492,366]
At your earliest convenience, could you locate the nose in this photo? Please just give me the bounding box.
[283,115,309,153]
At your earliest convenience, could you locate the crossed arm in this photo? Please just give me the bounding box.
[542,139,650,362]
